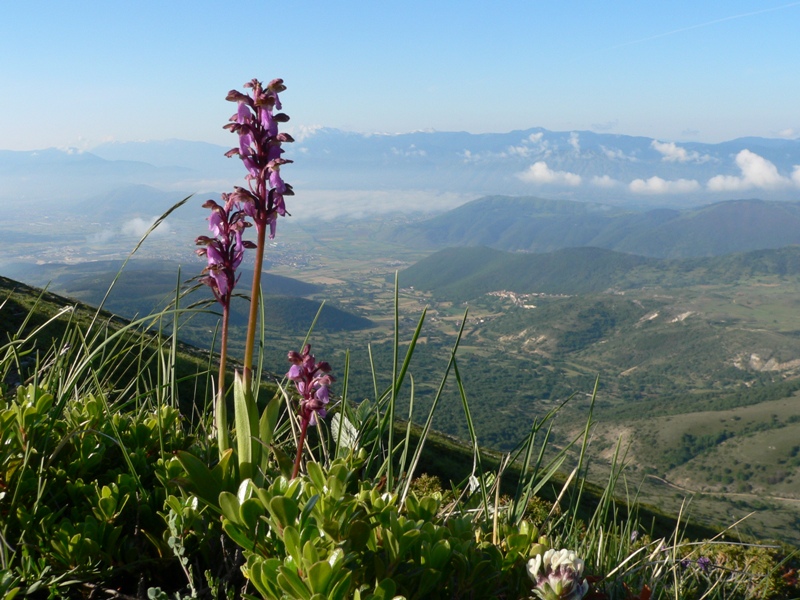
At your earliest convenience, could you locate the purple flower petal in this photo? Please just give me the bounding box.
[287,364,303,381]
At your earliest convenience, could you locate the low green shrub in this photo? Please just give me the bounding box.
[215,453,545,599]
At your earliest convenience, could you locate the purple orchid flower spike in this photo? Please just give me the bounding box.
[286,344,334,426]
[195,194,254,306]
[286,344,334,479]
[224,78,294,240]
[225,78,294,389]
[196,193,255,457]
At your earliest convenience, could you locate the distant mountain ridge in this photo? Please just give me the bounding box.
[4,128,800,215]
[400,244,800,301]
[390,196,800,258]
[289,127,800,204]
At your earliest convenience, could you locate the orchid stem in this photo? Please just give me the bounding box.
[216,302,231,456]
[243,222,267,390]
[291,417,310,480]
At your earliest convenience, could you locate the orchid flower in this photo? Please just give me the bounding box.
[195,194,253,306]
[286,345,334,478]
[224,79,294,388]
[224,78,294,240]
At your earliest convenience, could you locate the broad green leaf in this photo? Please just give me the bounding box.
[233,372,253,479]
[175,451,221,507]
[400,528,421,555]
[34,391,54,414]
[370,578,397,600]
[505,532,530,554]
[328,571,353,600]
[419,496,439,520]
[282,525,302,566]
[273,443,294,478]
[259,394,281,448]
[245,557,281,599]
[306,560,332,594]
[212,447,235,489]
[331,412,359,453]
[302,540,320,569]
[382,530,399,563]
[218,491,241,525]
[347,520,372,551]
[3,586,22,600]
[237,478,254,503]
[269,495,299,529]
[306,461,325,491]
[277,564,311,599]
[430,539,451,571]
[240,498,265,532]
[299,494,319,530]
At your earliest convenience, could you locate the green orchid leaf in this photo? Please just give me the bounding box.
[175,450,221,507]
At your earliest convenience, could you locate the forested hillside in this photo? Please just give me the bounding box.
[400,244,800,301]
[390,196,800,257]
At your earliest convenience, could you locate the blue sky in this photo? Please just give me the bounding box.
[2,0,799,151]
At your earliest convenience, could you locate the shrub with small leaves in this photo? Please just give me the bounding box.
[218,454,545,599]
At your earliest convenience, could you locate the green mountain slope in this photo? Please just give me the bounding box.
[1,259,372,337]
[390,196,629,251]
[0,274,212,404]
[612,199,800,257]
[401,244,800,301]
[391,196,800,258]
[4,259,321,301]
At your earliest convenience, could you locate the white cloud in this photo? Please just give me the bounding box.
[651,140,710,163]
[462,133,550,162]
[792,165,800,187]
[121,216,172,238]
[522,132,549,154]
[86,217,172,246]
[518,161,581,186]
[87,230,115,244]
[507,145,532,158]
[568,132,580,153]
[591,175,620,188]
[778,128,798,139]
[707,149,791,191]
[601,146,638,162]
[391,144,426,157]
[629,176,700,194]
